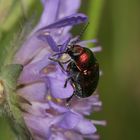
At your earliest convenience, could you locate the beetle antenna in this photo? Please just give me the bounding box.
[78,22,89,40]
[71,22,89,45]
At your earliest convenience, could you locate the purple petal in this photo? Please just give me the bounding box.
[60,36,71,52]
[18,54,51,84]
[78,39,97,45]
[48,133,66,140]
[24,114,53,139]
[65,132,83,140]
[13,35,49,65]
[84,134,100,140]
[28,47,50,63]
[17,82,47,102]
[34,0,61,32]
[48,101,68,113]
[37,13,88,31]
[30,0,81,43]
[48,77,73,98]
[36,0,81,33]
[14,0,61,65]
[21,102,50,117]
[58,0,81,18]
[71,94,102,115]
[77,40,102,52]
[92,120,107,126]
[38,32,59,52]
[14,1,82,65]
[57,33,72,45]
[56,111,80,129]
[43,65,73,99]
[74,119,97,134]
[90,47,102,53]
[77,39,97,47]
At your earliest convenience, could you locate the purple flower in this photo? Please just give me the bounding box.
[13,0,105,139]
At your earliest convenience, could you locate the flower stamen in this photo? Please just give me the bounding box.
[42,64,56,74]
[47,95,62,103]
[47,95,52,101]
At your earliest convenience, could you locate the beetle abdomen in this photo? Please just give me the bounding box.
[75,63,99,98]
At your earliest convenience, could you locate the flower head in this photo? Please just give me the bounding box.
[11,0,105,139]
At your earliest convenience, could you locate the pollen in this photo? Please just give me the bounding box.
[43,32,50,36]
[47,95,52,101]
[47,95,62,103]
[43,68,48,74]
[56,98,62,103]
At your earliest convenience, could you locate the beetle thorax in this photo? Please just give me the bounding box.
[67,45,84,59]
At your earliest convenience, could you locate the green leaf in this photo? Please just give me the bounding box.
[0,64,23,89]
[0,0,34,31]
[0,64,32,140]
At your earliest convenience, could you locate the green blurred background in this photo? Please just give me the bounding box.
[0,0,140,139]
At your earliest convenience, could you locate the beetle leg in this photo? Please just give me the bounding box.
[58,62,66,72]
[49,56,71,72]
[75,72,80,81]
[65,93,75,106]
[50,51,66,57]
[65,72,81,106]
[49,57,66,72]
[49,55,71,62]
[61,59,71,64]
[71,72,83,97]
[64,76,73,88]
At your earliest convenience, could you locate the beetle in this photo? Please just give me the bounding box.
[37,14,99,103]
[66,45,99,97]
[49,43,99,103]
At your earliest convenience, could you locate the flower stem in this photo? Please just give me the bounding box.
[83,0,104,40]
